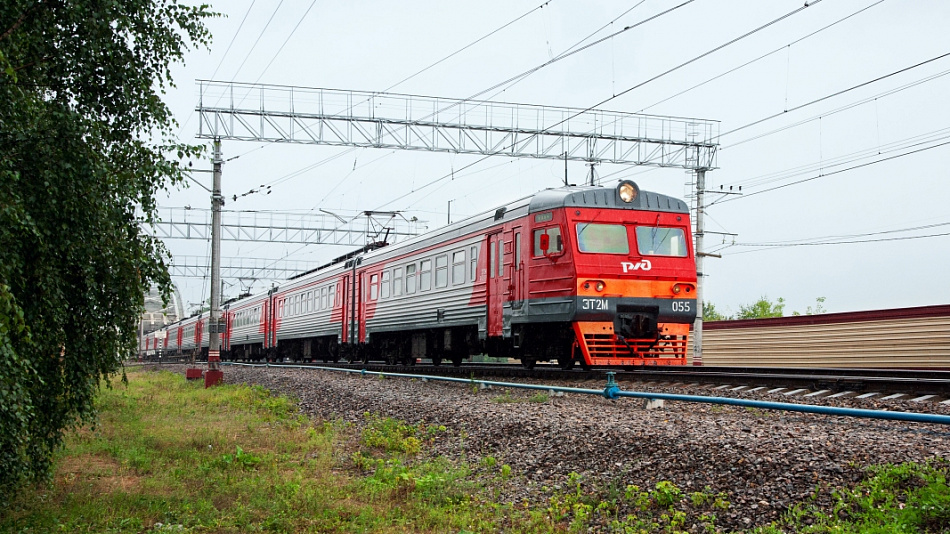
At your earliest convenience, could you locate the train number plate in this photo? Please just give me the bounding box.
[671,300,691,313]
[582,298,609,311]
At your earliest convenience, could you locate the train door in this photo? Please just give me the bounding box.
[511,225,524,306]
[262,299,270,350]
[341,274,351,344]
[357,271,367,344]
[486,232,504,337]
[268,296,279,353]
[341,272,361,345]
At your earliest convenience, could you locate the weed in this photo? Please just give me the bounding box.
[764,459,950,533]
[491,392,519,403]
[652,480,683,506]
[359,414,423,455]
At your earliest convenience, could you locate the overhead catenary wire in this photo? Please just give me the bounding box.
[177,0,258,138]
[721,50,950,140]
[243,0,661,210]
[739,221,950,246]
[542,0,822,136]
[228,1,285,81]
[636,0,887,113]
[230,2,558,201]
[373,1,821,213]
[711,139,950,206]
[730,231,950,253]
[382,0,555,94]
[253,0,318,83]
[459,0,694,105]
[484,0,649,101]
[728,126,950,190]
[725,66,950,149]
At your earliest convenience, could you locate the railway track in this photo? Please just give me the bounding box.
[133,358,950,400]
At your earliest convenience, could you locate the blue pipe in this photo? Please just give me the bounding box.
[225,363,950,426]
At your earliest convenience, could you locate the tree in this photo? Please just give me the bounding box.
[793,297,827,316]
[702,301,731,321]
[736,296,786,319]
[0,0,213,500]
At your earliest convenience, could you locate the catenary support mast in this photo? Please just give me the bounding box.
[208,138,223,376]
[693,168,706,366]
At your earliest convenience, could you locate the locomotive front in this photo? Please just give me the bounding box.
[519,181,697,367]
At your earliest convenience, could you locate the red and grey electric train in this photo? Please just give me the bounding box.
[143,181,698,369]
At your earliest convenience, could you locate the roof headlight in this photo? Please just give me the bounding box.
[618,180,639,203]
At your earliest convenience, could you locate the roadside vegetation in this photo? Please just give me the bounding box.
[704,296,827,321]
[1,369,948,533]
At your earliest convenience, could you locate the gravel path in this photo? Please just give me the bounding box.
[162,364,950,531]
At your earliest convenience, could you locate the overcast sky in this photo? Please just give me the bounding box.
[161,0,950,317]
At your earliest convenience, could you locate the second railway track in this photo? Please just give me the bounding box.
[209,360,950,400]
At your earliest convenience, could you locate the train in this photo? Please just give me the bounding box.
[140,181,699,369]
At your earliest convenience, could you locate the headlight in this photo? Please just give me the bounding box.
[618,180,639,203]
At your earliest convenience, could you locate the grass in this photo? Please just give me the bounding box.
[753,459,950,533]
[0,370,515,533]
[491,392,550,404]
[2,369,949,533]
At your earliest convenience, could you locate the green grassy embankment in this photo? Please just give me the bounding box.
[2,369,949,533]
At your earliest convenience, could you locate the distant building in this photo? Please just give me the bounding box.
[140,285,184,335]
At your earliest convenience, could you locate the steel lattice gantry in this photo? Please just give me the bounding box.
[150,208,424,246]
[196,80,719,169]
[169,255,323,280]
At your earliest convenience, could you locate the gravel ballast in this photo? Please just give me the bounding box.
[168,364,950,530]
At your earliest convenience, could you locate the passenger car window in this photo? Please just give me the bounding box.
[635,226,688,257]
[435,254,448,288]
[420,260,432,291]
[575,223,629,254]
[470,246,478,281]
[452,251,465,285]
[393,267,403,296]
[381,270,391,299]
[533,226,563,256]
[406,263,417,294]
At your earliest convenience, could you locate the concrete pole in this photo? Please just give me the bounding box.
[693,169,706,366]
[209,138,223,370]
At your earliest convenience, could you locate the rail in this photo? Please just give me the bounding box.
[226,362,950,426]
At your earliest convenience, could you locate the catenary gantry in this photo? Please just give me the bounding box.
[195,80,719,170]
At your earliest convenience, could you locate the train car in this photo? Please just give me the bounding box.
[349,180,696,368]
[206,181,696,368]
[224,292,269,361]
[166,313,207,360]
[153,181,697,368]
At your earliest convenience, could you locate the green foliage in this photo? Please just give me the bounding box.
[702,301,730,321]
[758,460,950,533]
[0,0,214,499]
[491,391,549,403]
[359,413,444,456]
[1,371,516,532]
[708,296,828,321]
[210,446,263,470]
[792,296,828,316]
[737,296,786,319]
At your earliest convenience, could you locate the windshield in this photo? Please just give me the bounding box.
[635,226,688,257]
[575,223,629,254]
